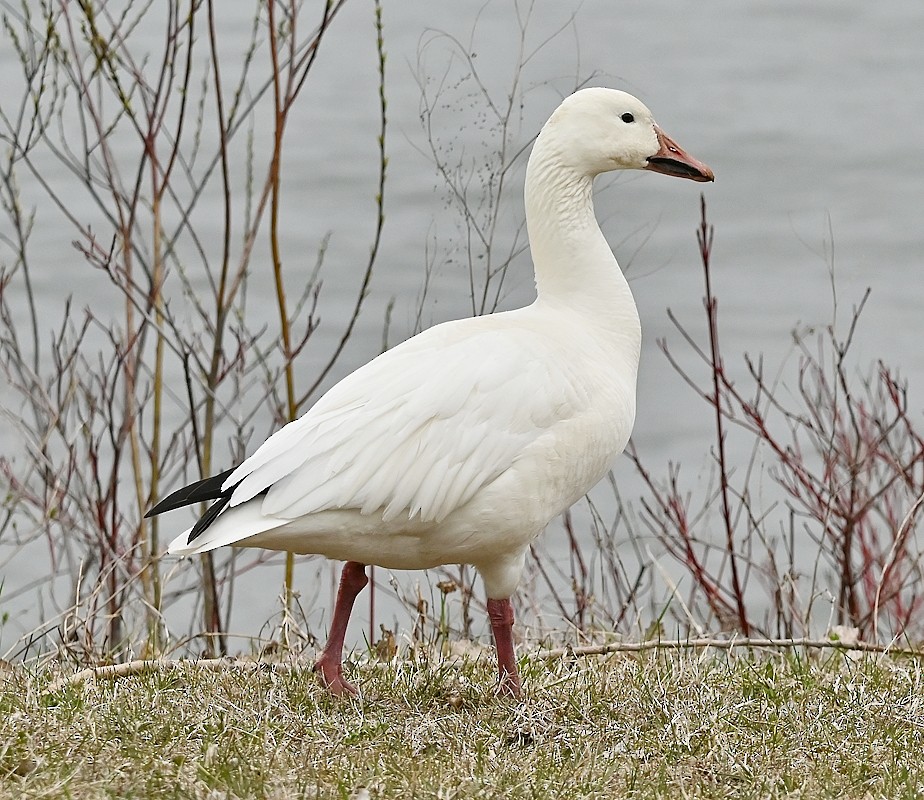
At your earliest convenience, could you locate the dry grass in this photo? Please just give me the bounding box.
[3,648,923,799]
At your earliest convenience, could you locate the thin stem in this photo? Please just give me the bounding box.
[296,0,387,409]
[698,194,749,635]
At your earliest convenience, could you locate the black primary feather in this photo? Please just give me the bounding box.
[187,492,233,542]
[145,467,237,518]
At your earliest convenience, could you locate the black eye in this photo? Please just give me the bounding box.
[620,112,635,124]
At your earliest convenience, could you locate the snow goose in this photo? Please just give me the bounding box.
[148,87,713,698]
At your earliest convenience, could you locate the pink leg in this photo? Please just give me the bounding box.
[313,561,368,696]
[487,597,522,698]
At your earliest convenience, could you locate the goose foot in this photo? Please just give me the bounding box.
[313,560,368,697]
[313,656,359,697]
[495,671,522,699]
[487,597,522,699]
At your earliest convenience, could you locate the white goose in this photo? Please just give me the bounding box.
[149,87,713,698]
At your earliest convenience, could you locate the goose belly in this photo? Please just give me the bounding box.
[241,503,536,571]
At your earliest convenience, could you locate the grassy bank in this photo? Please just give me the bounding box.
[2,648,923,799]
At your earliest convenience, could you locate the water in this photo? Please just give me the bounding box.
[1,0,923,647]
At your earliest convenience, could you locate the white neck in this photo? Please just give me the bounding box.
[524,133,641,357]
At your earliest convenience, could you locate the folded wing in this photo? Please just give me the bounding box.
[223,324,576,527]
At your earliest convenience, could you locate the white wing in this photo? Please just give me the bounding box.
[224,318,578,525]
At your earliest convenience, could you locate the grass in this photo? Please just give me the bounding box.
[2,648,923,798]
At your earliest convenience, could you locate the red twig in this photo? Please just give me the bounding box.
[697,195,750,635]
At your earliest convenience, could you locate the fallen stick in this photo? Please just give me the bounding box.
[41,634,922,695]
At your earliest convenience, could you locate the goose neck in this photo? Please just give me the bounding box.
[524,144,639,339]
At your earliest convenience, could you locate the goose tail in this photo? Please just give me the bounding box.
[148,467,286,555]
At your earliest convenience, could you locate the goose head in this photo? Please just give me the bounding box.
[541,87,714,182]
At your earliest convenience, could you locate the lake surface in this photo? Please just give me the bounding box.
[1,0,923,647]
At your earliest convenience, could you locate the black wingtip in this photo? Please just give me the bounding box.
[145,467,237,517]
[187,493,232,543]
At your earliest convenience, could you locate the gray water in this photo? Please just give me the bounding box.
[1,0,923,647]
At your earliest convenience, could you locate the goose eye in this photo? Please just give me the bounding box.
[620,112,635,124]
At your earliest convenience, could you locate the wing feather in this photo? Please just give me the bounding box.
[223,321,578,525]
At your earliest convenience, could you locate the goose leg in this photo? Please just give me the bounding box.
[487,597,521,698]
[314,561,368,696]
